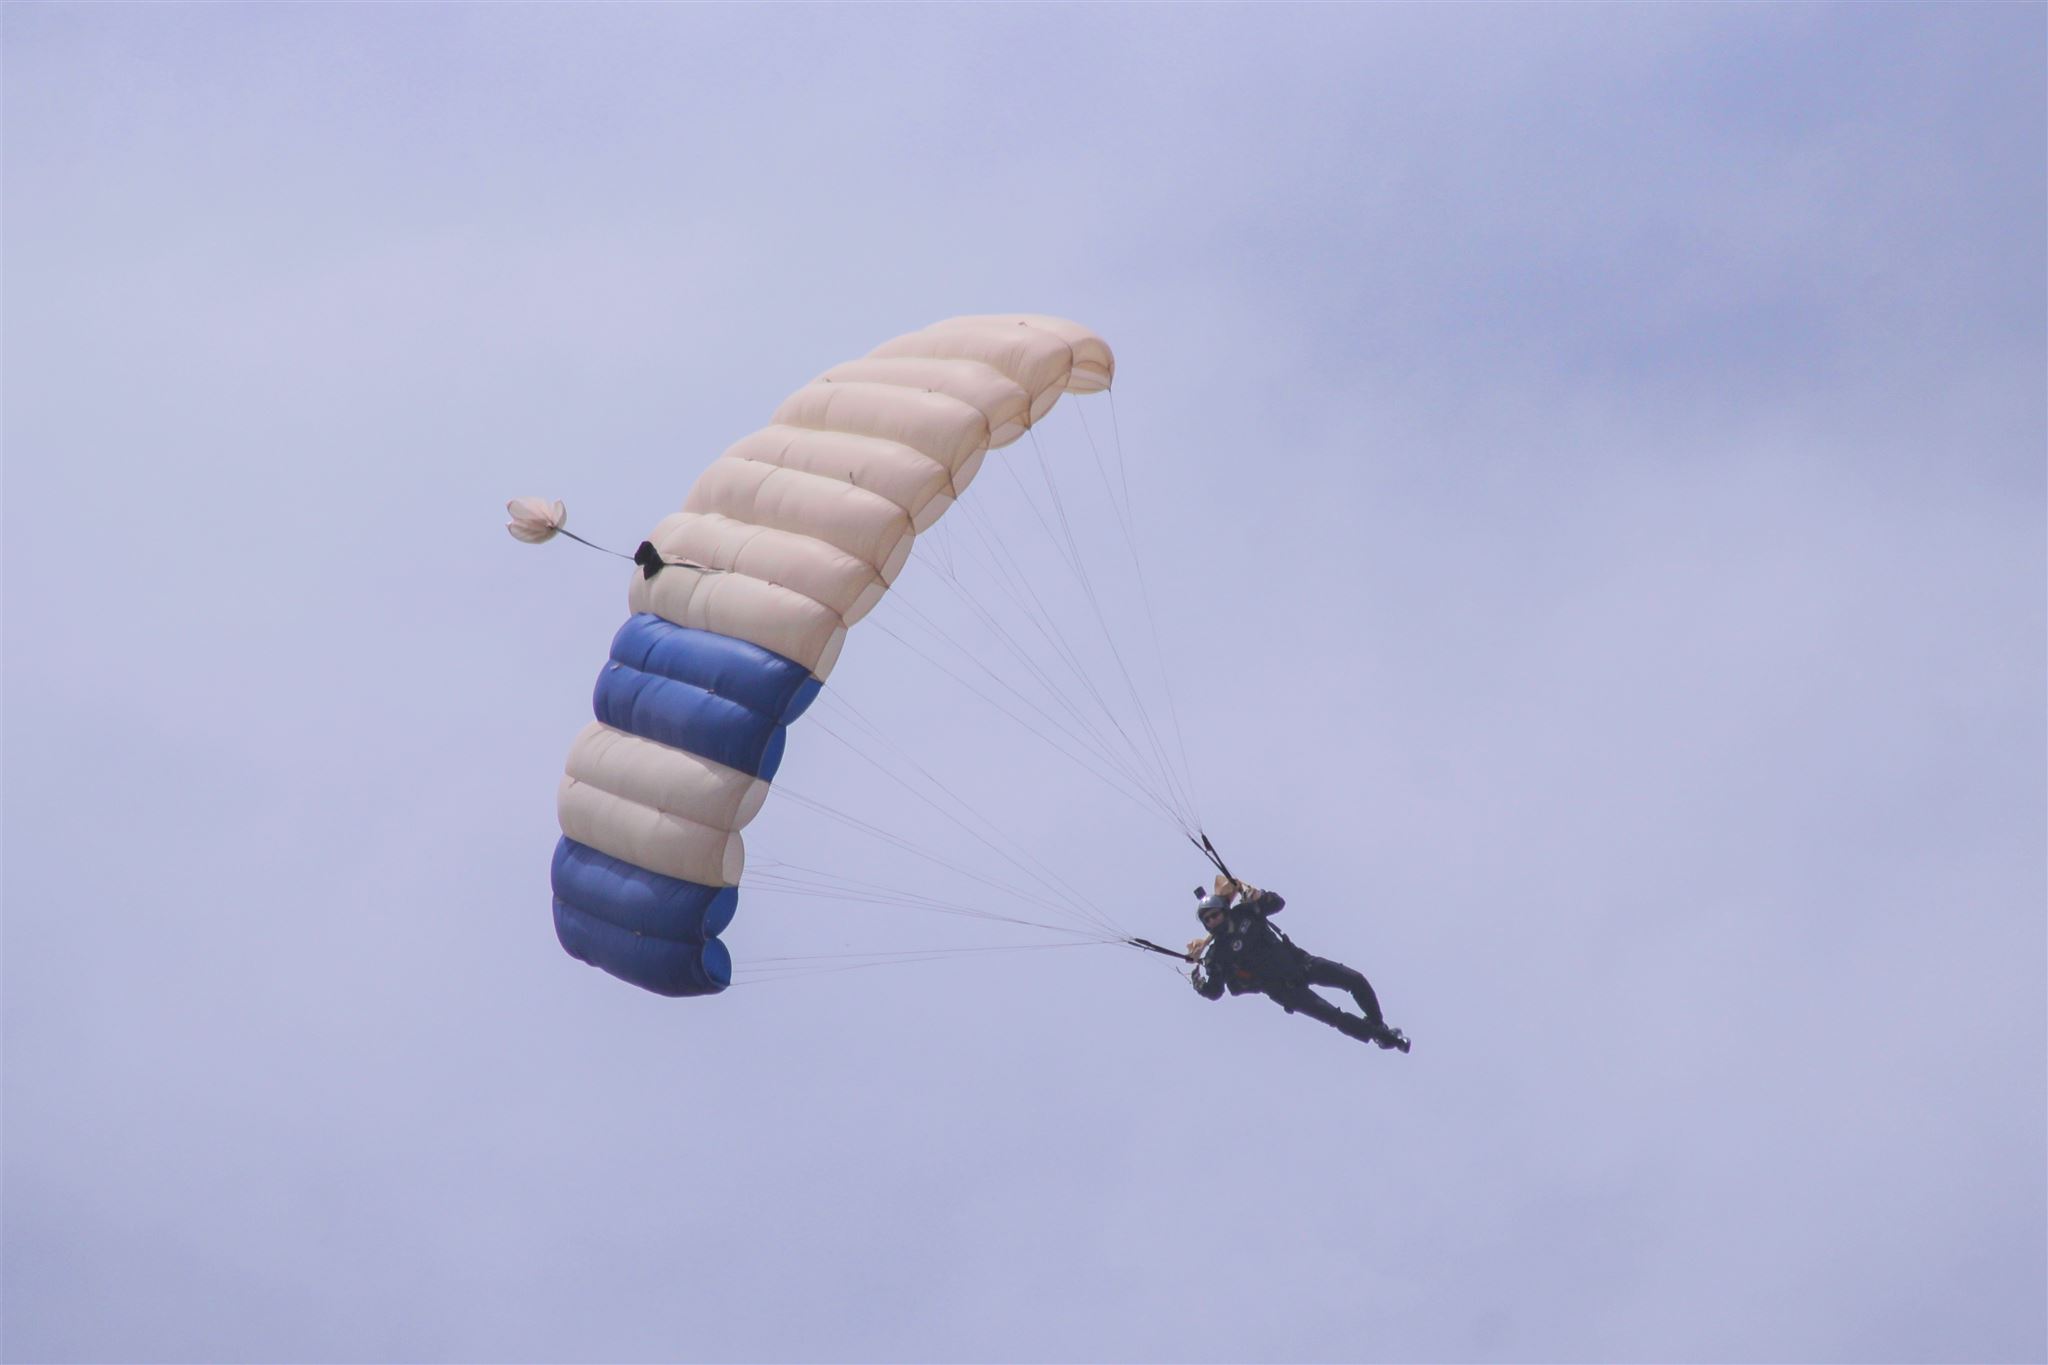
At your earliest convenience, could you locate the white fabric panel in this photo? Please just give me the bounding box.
[565,721,771,833]
[774,382,991,476]
[1004,315,1115,393]
[685,458,913,579]
[911,492,954,534]
[629,315,1109,682]
[628,562,847,677]
[869,317,1082,416]
[723,426,953,521]
[815,357,1034,448]
[559,777,746,887]
[925,314,1115,395]
[648,512,882,621]
[950,446,987,499]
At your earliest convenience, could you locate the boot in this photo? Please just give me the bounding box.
[1335,1015,1383,1047]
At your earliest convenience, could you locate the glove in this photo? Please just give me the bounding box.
[1216,875,1259,903]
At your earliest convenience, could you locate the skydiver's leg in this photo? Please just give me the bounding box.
[1299,957,1409,1051]
[1299,956,1384,1028]
[1261,983,1382,1046]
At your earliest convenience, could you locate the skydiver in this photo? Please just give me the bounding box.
[1187,876,1410,1052]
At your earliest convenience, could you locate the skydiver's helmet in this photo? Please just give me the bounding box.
[1196,888,1232,926]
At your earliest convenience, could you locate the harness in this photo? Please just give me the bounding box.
[1210,908,1301,990]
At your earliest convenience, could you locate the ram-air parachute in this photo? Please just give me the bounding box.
[543,316,1116,996]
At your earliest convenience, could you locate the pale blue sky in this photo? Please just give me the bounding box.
[5,6,2043,1363]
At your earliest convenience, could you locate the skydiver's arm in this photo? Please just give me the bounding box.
[1192,949,1225,1000]
[1245,889,1285,916]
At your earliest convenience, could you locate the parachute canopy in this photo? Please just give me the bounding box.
[551,316,1114,996]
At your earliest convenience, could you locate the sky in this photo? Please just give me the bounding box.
[3,5,2044,1363]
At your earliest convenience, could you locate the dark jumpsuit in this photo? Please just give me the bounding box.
[1193,891,1393,1046]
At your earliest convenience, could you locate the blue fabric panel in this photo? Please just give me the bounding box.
[611,614,817,722]
[550,838,739,942]
[555,614,830,997]
[784,675,824,724]
[593,665,783,776]
[593,614,822,778]
[554,900,733,997]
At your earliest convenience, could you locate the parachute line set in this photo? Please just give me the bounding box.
[514,315,1219,996]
